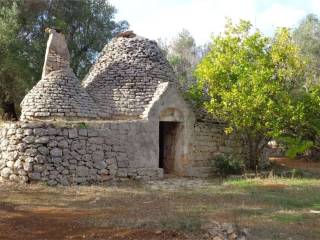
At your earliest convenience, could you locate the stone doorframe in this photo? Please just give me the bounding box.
[159,108,185,175]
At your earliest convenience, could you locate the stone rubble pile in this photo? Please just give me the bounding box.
[201,221,249,240]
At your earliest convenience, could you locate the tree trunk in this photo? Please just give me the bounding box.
[245,133,269,170]
[245,133,255,169]
[1,101,18,121]
[310,147,320,160]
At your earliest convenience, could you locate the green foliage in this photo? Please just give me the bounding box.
[78,122,88,129]
[293,14,320,87]
[273,214,305,223]
[210,154,244,176]
[279,85,320,158]
[164,30,206,92]
[0,0,128,119]
[278,136,314,158]
[195,19,309,168]
[0,1,34,118]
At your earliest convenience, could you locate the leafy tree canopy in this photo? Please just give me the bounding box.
[293,14,320,87]
[161,30,207,92]
[0,0,128,119]
[195,20,309,168]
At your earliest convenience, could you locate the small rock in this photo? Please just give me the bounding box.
[47,180,57,186]
[35,136,49,144]
[78,129,87,136]
[242,228,250,236]
[208,228,219,236]
[229,232,237,239]
[38,146,49,155]
[76,166,89,177]
[6,161,14,168]
[50,148,62,157]
[213,236,223,240]
[23,162,33,172]
[68,129,78,138]
[29,172,41,180]
[9,174,19,182]
[58,140,69,148]
[35,155,46,163]
[94,161,107,170]
[23,136,35,144]
[1,168,13,179]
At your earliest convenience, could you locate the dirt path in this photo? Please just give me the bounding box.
[0,202,185,240]
[271,157,320,175]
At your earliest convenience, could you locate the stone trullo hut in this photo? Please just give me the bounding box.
[0,30,243,185]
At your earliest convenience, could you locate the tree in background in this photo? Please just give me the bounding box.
[293,14,320,88]
[195,20,308,169]
[0,0,128,119]
[167,30,199,91]
[279,85,320,159]
[163,30,208,92]
[0,2,33,120]
[280,13,320,159]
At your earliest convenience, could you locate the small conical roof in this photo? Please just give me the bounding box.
[83,34,177,119]
[21,68,101,120]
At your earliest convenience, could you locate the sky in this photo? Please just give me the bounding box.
[109,0,320,45]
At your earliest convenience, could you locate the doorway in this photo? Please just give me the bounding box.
[159,121,180,174]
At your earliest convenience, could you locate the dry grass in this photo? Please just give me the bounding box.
[0,177,320,239]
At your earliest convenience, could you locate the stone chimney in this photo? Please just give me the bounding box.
[41,28,70,79]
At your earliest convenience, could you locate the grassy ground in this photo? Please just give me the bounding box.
[0,177,320,240]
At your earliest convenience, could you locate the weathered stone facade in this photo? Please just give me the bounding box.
[190,122,244,177]
[83,36,176,119]
[21,69,101,120]
[0,30,245,184]
[0,121,163,185]
[42,28,70,79]
[0,119,243,184]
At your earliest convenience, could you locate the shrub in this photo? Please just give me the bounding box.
[210,154,244,176]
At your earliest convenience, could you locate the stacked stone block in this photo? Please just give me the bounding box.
[0,122,163,185]
[42,29,70,78]
[83,36,176,119]
[190,122,245,177]
[21,69,102,120]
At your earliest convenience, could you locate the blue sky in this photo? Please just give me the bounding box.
[109,0,320,45]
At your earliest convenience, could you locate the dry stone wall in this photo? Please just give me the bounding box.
[83,36,176,119]
[190,122,244,177]
[42,29,70,79]
[21,69,102,120]
[0,121,162,185]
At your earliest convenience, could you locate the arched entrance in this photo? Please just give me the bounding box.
[159,108,184,174]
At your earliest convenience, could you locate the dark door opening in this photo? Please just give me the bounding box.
[159,121,179,174]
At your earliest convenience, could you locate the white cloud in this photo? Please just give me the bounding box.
[110,0,313,45]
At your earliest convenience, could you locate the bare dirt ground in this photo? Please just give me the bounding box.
[271,157,320,175]
[0,177,320,240]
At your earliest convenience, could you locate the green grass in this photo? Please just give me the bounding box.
[159,214,203,233]
[1,178,320,239]
[272,213,305,223]
[223,178,320,210]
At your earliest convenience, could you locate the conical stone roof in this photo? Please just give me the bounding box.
[83,34,177,119]
[21,68,101,120]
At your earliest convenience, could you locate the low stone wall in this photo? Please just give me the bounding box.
[0,121,162,185]
[190,122,245,177]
